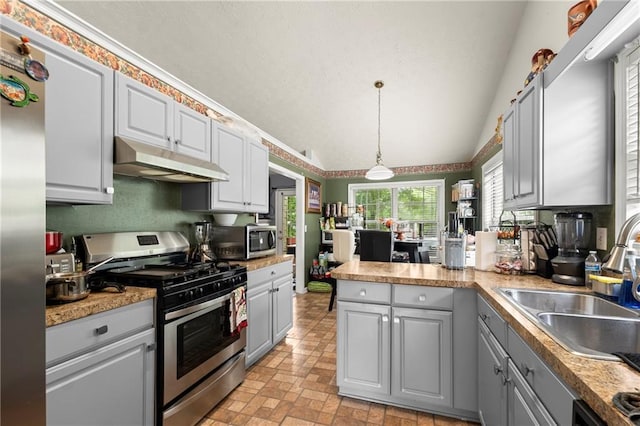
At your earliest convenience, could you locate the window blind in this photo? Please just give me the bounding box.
[626,45,640,218]
[483,161,503,231]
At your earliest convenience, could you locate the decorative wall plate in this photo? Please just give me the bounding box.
[24,58,49,81]
[0,74,39,107]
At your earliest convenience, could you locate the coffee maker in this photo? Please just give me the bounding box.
[191,221,216,263]
[551,212,592,285]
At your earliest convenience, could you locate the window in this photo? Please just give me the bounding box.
[616,41,640,232]
[348,180,444,238]
[482,152,536,230]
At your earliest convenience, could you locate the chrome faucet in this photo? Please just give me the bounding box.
[602,213,640,274]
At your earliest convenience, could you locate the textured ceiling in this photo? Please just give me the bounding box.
[56,1,527,172]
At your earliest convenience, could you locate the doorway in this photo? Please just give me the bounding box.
[276,189,296,255]
[269,163,306,294]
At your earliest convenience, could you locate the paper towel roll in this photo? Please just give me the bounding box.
[475,231,498,271]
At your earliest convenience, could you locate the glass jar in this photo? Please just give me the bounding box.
[495,244,523,275]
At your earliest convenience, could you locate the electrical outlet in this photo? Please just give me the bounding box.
[596,227,607,251]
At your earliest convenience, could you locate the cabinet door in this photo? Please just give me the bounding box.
[46,329,155,426]
[246,137,269,213]
[513,79,542,208]
[272,274,293,344]
[391,307,452,407]
[211,123,246,210]
[507,359,555,426]
[502,105,517,209]
[478,319,508,426]
[115,73,174,149]
[174,103,211,161]
[337,301,390,395]
[246,280,272,367]
[23,28,114,204]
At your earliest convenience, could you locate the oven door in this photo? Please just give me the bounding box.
[163,288,246,405]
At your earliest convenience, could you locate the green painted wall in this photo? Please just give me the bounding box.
[46,175,253,250]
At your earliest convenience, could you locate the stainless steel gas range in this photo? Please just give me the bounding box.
[82,231,247,426]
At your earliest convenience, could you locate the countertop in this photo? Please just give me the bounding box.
[233,254,294,272]
[46,287,156,327]
[331,261,640,425]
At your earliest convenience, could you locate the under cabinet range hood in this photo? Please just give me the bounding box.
[113,137,229,183]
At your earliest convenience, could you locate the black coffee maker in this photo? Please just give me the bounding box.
[551,212,592,285]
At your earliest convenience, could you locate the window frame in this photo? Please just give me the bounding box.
[482,152,503,231]
[347,179,445,235]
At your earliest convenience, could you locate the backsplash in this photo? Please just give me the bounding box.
[46,176,251,248]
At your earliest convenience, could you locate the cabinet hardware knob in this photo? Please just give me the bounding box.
[418,295,426,302]
[105,187,115,194]
[147,343,156,352]
[521,363,533,376]
[382,315,389,322]
[493,365,502,375]
[95,325,108,336]
[359,289,366,296]
[167,136,171,142]
[502,375,512,385]
[175,139,180,144]
[393,317,400,324]
[271,271,276,275]
[480,314,489,321]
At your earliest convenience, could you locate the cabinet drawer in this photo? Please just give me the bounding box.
[46,299,154,366]
[248,261,292,288]
[337,280,390,304]
[507,327,576,426]
[477,295,507,348]
[392,285,453,310]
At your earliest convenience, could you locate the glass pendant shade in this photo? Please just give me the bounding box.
[366,163,394,180]
[366,80,393,181]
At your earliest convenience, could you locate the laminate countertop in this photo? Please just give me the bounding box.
[331,261,640,426]
[233,255,294,272]
[46,287,156,327]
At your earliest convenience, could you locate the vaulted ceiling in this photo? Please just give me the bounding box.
[56,1,528,172]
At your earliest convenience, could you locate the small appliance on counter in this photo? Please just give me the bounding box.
[210,224,276,260]
[191,221,216,263]
[551,212,592,285]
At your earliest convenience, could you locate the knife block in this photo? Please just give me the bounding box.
[536,258,554,279]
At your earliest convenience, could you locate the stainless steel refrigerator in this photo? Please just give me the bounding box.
[0,18,46,424]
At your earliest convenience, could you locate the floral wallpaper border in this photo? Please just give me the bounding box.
[3,0,496,180]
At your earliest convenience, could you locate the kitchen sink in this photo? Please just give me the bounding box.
[498,288,640,319]
[497,288,640,360]
[537,313,640,361]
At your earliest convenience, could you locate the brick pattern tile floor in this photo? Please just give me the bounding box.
[198,291,479,426]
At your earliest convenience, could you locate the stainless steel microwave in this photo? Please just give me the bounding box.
[210,225,277,260]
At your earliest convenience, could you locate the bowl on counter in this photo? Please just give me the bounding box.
[213,213,238,226]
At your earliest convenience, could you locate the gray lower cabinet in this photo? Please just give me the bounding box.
[246,261,293,367]
[392,307,452,407]
[45,300,155,426]
[337,301,391,395]
[337,281,478,420]
[2,19,114,205]
[477,295,576,425]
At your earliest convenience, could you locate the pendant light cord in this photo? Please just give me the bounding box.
[375,80,384,165]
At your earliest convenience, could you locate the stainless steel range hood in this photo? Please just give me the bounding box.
[113,137,229,183]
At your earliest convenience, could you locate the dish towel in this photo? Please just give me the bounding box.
[612,392,640,424]
[231,286,247,335]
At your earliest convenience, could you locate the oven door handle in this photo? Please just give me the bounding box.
[165,291,233,322]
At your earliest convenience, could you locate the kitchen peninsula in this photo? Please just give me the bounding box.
[331,261,640,425]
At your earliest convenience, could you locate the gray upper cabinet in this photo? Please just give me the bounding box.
[115,73,174,149]
[181,122,269,213]
[2,19,114,205]
[502,2,624,210]
[115,73,213,162]
[174,102,211,161]
[503,78,542,210]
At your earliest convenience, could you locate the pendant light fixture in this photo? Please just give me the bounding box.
[365,80,394,180]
